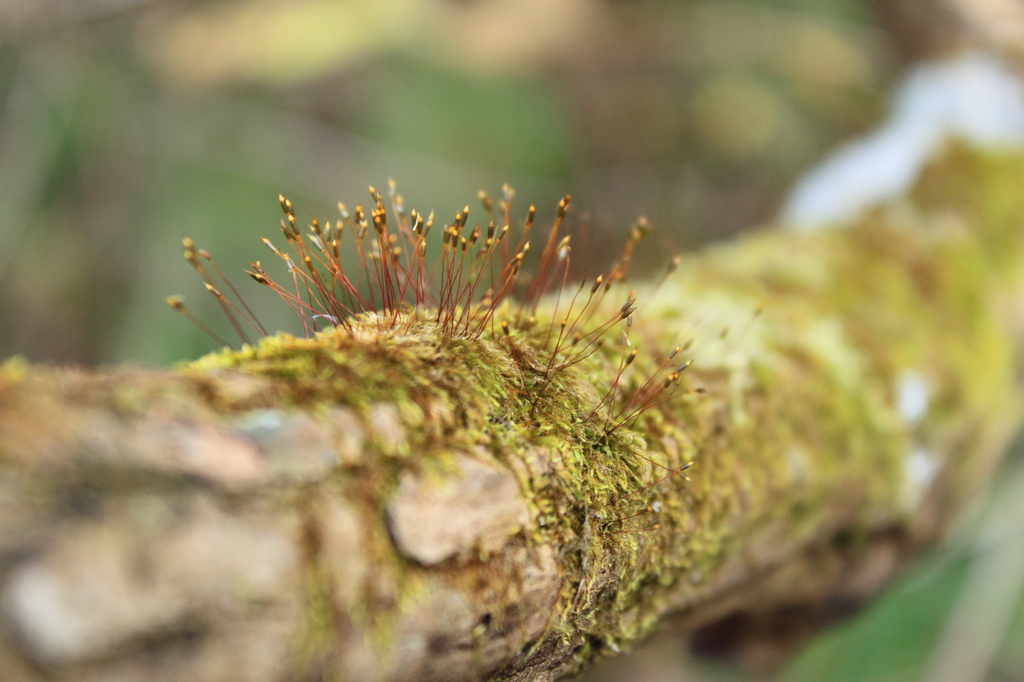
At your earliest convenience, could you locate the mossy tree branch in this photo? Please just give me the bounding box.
[1,145,1023,682]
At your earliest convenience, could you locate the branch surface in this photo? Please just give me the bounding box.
[2,146,1024,682]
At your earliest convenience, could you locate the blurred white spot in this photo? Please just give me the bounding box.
[784,52,1024,228]
[651,501,662,514]
[240,408,285,432]
[5,565,91,663]
[786,445,808,484]
[897,371,930,425]
[902,446,939,511]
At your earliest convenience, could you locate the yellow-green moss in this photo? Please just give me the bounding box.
[181,143,1024,676]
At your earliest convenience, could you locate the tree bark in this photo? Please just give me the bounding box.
[2,145,1024,682]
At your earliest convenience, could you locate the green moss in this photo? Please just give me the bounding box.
[177,144,1024,677]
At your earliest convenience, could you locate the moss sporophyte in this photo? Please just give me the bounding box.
[162,148,1024,670]
[169,182,698,532]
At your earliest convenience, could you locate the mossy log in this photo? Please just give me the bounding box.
[2,146,1024,682]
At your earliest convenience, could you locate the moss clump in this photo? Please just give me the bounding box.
[176,143,1024,678]
[186,305,667,527]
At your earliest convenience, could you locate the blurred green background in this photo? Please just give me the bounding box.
[1,0,1023,680]
[0,0,893,366]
